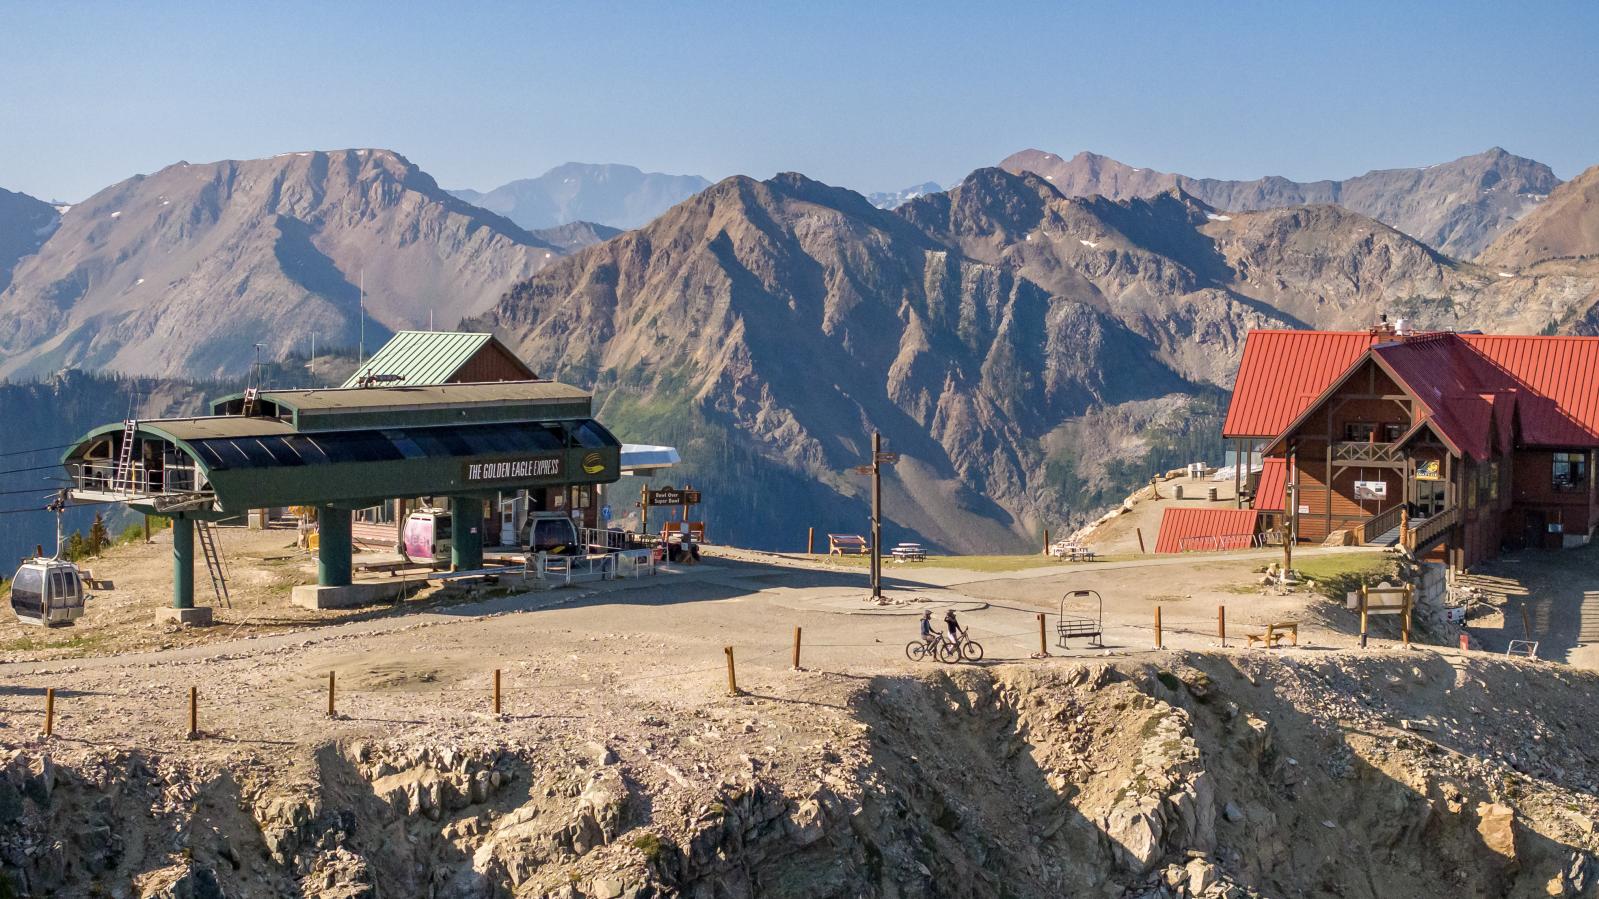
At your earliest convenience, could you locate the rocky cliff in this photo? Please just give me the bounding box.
[5,654,1598,898]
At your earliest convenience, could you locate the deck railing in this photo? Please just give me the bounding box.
[1332,441,1404,464]
[1402,507,1458,554]
[1354,504,1405,545]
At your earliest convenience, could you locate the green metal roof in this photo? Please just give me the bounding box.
[339,330,534,388]
[264,381,589,412]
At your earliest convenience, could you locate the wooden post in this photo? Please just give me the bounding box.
[1149,476,1159,499]
[1521,604,1532,641]
[640,483,649,536]
[1037,613,1049,657]
[327,671,336,718]
[494,669,502,715]
[1154,606,1163,650]
[807,527,814,556]
[1359,585,1369,648]
[1218,605,1226,647]
[1136,528,1146,554]
[44,687,55,737]
[792,627,803,670]
[187,686,199,740]
[144,514,152,544]
[1402,596,1412,649]
[724,646,741,696]
[1042,528,1050,556]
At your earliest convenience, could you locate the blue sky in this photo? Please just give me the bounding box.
[2,0,1596,201]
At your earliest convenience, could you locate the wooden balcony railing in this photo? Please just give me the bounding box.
[1332,441,1404,464]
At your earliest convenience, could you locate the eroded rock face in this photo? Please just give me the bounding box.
[6,658,1599,898]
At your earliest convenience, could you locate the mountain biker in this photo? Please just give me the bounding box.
[918,611,938,646]
[944,609,965,645]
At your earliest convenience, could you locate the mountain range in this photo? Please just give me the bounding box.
[3,147,1597,550]
[866,181,944,210]
[1000,147,1562,259]
[0,187,59,293]
[0,149,560,379]
[451,162,712,231]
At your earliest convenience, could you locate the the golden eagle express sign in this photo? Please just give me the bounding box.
[462,450,613,485]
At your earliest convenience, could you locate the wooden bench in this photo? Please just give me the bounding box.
[1246,622,1299,648]
[828,534,869,556]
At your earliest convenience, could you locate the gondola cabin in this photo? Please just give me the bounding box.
[10,557,88,626]
[402,508,453,564]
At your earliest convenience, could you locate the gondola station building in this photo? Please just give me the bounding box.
[1215,324,1599,569]
[58,332,662,621]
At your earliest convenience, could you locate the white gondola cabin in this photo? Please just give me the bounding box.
[10,557,88,626]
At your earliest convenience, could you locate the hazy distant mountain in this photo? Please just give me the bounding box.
[529,220,624,252]
[1001,147,1562,258]
[866,181,942,210]
[0,187,59,292]
[451,163,711,230]
[0,149,561,379]
[1480,165,1599,268]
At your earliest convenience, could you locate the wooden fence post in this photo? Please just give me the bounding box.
[494,669,502,715]
[1037,613,1050,657]
[327,671,336,718]
[807,527,814,556]
[1521,604,1533,641]
[724,646,741,696]
[1136,528,1146,554]
[187,686,199,740]
[792,627,803,670]
[1043,528,1050,555]
[1359,585,1370,648]
[1154,606,1163,650]
[1218,605,1226,647]
[44,687,55,737]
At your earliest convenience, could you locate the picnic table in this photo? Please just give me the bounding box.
[890,542,926,562]
[828,534,869,556]
[1049,541,1097,561]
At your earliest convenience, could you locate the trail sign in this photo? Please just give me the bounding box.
[874,452,900,464]
[852,465,874,476]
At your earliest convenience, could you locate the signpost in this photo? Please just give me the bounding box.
[849,433,899,600]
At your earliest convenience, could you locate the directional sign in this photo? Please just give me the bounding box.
[852,465,874,476]
[601,504,613,521]
[647,487,702,506]
[874,452,901,464]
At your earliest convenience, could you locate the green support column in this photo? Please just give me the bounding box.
[318,506,353,587]
[172,516,194,610]
[451,496,484,571]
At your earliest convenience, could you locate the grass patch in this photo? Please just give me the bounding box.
[1294,553,1399,599]
[0,631,111,655]
[630,832,666,863]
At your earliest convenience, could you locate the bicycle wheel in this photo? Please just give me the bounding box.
[906,641,928,661]
[960,640,985,662]
[936,641,961,663]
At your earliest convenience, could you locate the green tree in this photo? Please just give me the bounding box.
[88,513,110,556]
[66,531,86,561]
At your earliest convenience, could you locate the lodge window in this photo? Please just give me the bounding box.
[1383,423,1404,442]
[1344,423,1376,441]
[1553,452,1588,492]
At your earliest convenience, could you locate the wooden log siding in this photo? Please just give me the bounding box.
[1294,455,1405,543]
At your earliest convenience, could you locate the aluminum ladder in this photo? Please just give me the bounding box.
[240,387,259,416]
[112,420,138,494]
[196,521,232,608]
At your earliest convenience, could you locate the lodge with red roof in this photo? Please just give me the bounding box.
[1214,322,1599,569]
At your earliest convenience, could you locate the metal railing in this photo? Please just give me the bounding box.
[1176,533,1265,553]
[66,461,206,497]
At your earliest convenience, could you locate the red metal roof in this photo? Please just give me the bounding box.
[1462,335,1599,447]
[1155,507,1260,553]
[1253,458,1286,511]
[1222,331,1381,438]
[1228,330,1599,453]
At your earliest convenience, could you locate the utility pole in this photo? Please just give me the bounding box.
[358,269,366,366]
[871,432,883,600]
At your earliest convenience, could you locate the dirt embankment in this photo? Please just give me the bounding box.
[5,650,1599,898]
